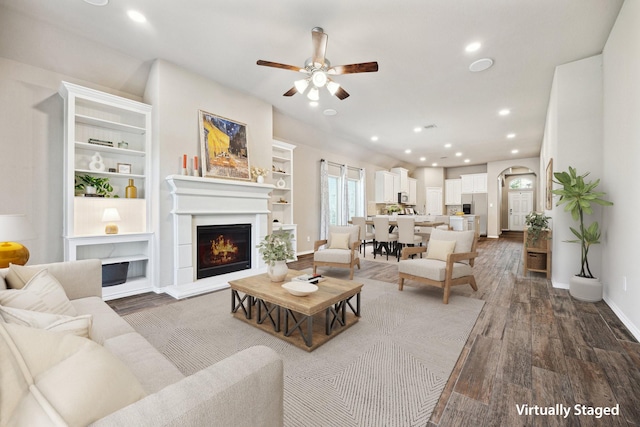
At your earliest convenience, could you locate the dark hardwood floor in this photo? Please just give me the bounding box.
[108,235,640,426]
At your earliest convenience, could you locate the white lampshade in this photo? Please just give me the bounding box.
[307,87,319,101]
[102,208,121,222]
[311,71,327,88]
[0,214,34,242]
[326,80,341,96]
[294,79,309,94]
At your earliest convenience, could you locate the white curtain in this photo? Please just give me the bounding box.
[320,160,330,239]
[359,168,366,217]
[340,165,349,225]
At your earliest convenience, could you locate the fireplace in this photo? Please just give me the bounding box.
[197,224,252,279]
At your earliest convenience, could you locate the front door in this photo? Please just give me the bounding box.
[508,191,533,230]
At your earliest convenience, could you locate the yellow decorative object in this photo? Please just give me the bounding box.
[0,214,34,268]
[125,179,137,199]
[0,242,29,268]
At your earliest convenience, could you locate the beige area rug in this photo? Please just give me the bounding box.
[123,276,483,427]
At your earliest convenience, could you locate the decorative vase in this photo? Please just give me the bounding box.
[125,179,137,198]
[569,275,603,302]
[257,175,265,184]
[276,178,286,188]
[267,260,288,282]
[89,152,105,172]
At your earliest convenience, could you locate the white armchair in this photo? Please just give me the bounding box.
[313,225,361,280]
[397,229,479,304]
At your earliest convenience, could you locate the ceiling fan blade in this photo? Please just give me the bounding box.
[283,87,297,97]
[334,86,350,100]
[328,62,379,75]
[257,60,304,72]
[311,27,328,68]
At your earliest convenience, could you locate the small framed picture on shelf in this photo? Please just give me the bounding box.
[117,163,132,174]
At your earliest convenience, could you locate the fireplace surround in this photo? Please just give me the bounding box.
[165,175,273,299]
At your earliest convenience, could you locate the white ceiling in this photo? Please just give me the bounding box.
[1,0,623,168]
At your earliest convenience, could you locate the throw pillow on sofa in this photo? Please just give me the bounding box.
[0,269,77,316]
[3,263,38,289]
[0,322,146,426]
[0,305,92,338]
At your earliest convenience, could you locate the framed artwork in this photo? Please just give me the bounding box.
[546,158,553,210]
[404,207,415,215]
[198,110,250,180]
[117,163,132,174]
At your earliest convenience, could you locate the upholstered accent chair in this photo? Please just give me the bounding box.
[397,229,479,304]
[395,216,423,261]
[373,216,398,260]
[351,216,374,258]
[313,225,361,279]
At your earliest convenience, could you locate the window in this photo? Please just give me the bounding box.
[509,177,533,190]
[327,169,365,225]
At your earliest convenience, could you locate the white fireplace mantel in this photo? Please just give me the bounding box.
[164,175,274,299]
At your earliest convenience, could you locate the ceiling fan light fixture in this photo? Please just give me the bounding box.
[294,79,309,94]
[307,87,320,101]
[326,80,340,95]
[311,71,327,88]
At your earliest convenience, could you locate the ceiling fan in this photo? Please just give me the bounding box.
[257,27,379,101]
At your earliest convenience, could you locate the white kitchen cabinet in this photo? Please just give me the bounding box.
[407,178,417,205]
[461,173,487,194]
[375,170,400,203]
[390,167,409,193]
[445,179,462,205]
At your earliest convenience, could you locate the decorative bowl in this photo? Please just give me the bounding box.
[281,281,318,297]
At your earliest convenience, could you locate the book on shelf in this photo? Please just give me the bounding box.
[88,138,114,147]
[292,274,325,284]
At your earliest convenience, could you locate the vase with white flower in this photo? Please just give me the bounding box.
[251,166,269,183]
[257,229,295,282]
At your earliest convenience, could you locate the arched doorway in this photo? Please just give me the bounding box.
[498,166,537,232]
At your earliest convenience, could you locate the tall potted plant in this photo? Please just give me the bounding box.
[257,229,295,282]
[552,166,612,301]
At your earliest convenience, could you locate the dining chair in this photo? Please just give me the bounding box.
[395,217,423,261]
[372,217,398,260]
[351,216,374,258]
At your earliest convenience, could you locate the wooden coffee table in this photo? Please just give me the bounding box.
[229,270,362,351]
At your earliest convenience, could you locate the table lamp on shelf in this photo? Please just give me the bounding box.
[102,208,121,235]
[0,214,35,268]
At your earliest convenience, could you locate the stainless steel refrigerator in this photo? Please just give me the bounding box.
[461,193,487,236]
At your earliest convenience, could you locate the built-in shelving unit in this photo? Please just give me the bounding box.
[59,81,154,300]
[271,140,297,260]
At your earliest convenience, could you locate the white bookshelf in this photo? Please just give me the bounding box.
[59,82,155,300]
[271,140,297,260]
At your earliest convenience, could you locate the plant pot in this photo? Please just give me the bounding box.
[257,175,265,184]
[569,275,603,302]
[85,185,97,195]
[267,260,288,282]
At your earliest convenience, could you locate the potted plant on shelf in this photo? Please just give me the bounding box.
[257,229,295,282]
[552,166,613,302]
[524,211,551,248]
[75,174,119,198]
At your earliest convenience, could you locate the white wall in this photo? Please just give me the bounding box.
[144,59,273,288]
[541,55,604,289]
[601,0,640,338]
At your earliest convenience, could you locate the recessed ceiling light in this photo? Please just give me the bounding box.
[370,136,378,142]
[499,109,511,116]
[309,101,318,107]
[455,152,462,157]
[127,10,147,23]
[469,58,494,72]
[413,127,422,133]
[511,149,519,154]
[507,133,516,139]
[431,163,438,167]
[465,42,481,52]
[464,159,470,163]
[323,109,337,116]
[405,149,412,154]
[444,143,452,148]
[83,0,108,5]
[419,157,426,161]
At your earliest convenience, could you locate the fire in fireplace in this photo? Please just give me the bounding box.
[197,224,251,279]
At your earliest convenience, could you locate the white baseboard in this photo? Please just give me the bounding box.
[487,235,499,239]
[296,250,314,256]
[551,279,570,290]
[603,296,640,342]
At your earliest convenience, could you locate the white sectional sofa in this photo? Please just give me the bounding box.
[0,259,283,426]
